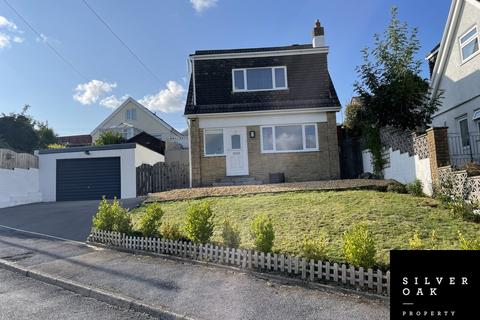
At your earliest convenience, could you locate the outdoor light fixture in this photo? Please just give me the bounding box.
[249,131,255,138]
[84,150,90,155]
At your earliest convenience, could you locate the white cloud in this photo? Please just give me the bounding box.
[0,32,10,48]
[190,0,218,13]
[73,80,117,105]
[140,81,186,113]
[0,16,24,48]
[99,94,129,109]
[0,16,17,31]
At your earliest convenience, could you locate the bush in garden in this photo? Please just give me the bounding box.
[221,219,241,248]
[406,179,424,196]
[450,200,480,223]
[138,203,164,237]
[458,231,480,250]
[160,222,183,240]
[342,224,376,268]
[408,230,424,250]
[386,181,407,194]
[92,197,132,234]
[184,201,215,244]
[301,233,328,261]
[250,214,275,252]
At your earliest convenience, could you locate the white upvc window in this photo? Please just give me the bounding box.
[204,128,225,156]
[232,66,288,92]
[459,25,479,63]
[260,124,318,153]
[126,109,137,121]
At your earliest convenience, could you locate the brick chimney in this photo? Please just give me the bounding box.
[312,19,325,47]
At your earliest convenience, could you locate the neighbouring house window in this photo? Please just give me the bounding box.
[232,67,287,92]
[260,124,318,153]
[459,118,470,147]
[126,109,137,121]
[204,129,224,155]
[459,26,479,62]
[473,110,480,132]
[121,128,134,139]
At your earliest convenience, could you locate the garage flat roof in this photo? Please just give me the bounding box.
[37,143,137,154]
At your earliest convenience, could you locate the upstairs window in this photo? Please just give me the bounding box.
[232,67,287,92]
[125,109,137,121]
[459,26,479,63]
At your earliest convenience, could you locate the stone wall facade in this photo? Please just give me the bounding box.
[188,112,340,187]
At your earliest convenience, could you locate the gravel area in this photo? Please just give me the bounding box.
[147,179,391,202]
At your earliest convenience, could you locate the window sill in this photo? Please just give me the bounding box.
[204,154,226,157]
[261,149,319,154]
[232,88,289,93]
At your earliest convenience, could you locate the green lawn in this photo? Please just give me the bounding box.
[130,190,480,267]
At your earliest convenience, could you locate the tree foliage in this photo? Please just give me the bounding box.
[36,122,59,149]
[352,7,442,174]
[95,131,126,145]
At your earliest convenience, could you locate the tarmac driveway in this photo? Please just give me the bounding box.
[0,198,143,241]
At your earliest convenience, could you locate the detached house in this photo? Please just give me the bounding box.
[185,21,341,187]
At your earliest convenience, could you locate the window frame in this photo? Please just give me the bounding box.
[203,128,225,157]
[458,116,470,147]
[260,123,319,154]
[459,25,479,63]
[125,109,137,121]
[232,66,288,92]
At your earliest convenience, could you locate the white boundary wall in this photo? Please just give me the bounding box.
[362,148,433,195]
[0,168,41,208]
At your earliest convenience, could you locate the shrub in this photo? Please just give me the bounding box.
[408,231,424,250]
[406,179,424,196]
[386,181,407,194]
[47,143,65,149]
[458,231,480,250]
[342,224,376,268]
[92,197,132,234]
[450,200,480,223]
[95,131,125,145]
[160,222,183,240]
[184,201,215,244]
[221,219,241,248]
[301,233,328,261]
[138,203,164,237]
[250,214,275,252]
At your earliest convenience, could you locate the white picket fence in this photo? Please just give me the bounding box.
[88,228,390,296]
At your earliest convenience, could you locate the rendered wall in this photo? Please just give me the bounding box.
[0,168,41,208]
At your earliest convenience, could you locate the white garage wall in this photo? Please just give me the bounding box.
[0,168,41,208]
[38,147,137,201]
[362,148,433,195]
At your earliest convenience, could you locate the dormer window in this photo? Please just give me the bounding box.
[232,66,288,92]
[459,25,479,63]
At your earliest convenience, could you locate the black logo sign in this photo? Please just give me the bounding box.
[391,250,479,319]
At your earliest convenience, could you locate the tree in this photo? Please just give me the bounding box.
[0,105,39,153]
[352,7,442,174]
[95,131,126,145]
[36,122,59,149]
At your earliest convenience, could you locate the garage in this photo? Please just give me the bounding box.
[37,143,164,202]
[56,157,121,201]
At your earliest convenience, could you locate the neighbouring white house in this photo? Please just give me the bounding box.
[91,97,188,148]
[427,0,480,165]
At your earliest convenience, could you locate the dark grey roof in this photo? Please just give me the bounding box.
[192,44,313,56]
[184,48,340,115]
[38,143,137,154]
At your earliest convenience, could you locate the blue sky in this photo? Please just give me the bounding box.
[0,0,451,136]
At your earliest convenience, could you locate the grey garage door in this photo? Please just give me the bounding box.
[56,157,121,201]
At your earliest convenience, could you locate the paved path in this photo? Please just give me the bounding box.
[0,198,143,241]
[0,268,154,320]
[0,227,389,320]
[147,179,390,202]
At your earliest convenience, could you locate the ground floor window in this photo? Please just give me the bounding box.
[261,124,318,153]
[204,128,224,156]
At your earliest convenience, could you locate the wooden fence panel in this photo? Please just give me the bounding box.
[0,148,38,169]
[136,161,189,195]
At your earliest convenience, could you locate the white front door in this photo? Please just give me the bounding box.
[225,127,248,176]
